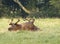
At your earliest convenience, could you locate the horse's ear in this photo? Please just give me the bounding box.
[15,19,20,25]
[9,18,14,25]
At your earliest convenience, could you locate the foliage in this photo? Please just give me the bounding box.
[0,0,60,18]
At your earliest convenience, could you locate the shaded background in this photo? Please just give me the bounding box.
[0,0,60,18]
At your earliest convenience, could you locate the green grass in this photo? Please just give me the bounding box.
[0,18,60,44]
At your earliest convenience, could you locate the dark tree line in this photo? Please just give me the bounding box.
[0,0,60,18]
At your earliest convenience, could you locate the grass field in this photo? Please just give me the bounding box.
[0,18,60,44]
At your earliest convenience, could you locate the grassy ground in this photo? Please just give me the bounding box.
[0,18,60,44]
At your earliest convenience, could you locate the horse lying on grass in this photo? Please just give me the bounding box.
[8,18,40,31]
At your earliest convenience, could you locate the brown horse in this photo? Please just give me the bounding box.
[8,18,39,31]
